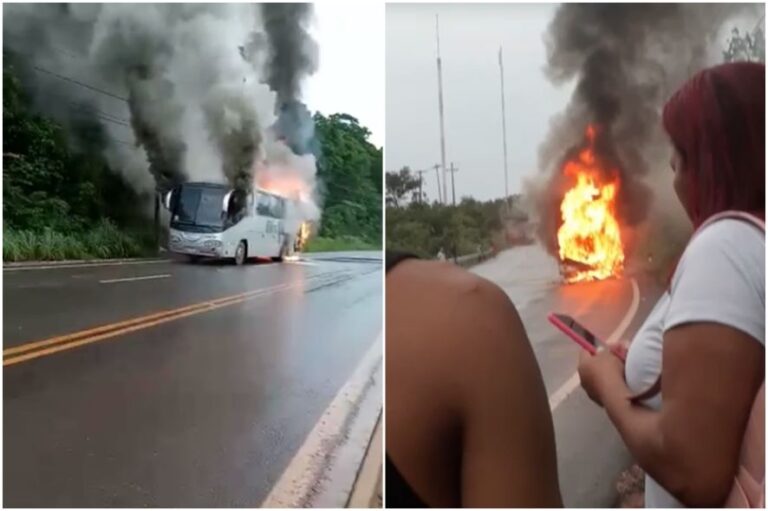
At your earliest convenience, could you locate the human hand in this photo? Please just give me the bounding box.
[578,348,625,406]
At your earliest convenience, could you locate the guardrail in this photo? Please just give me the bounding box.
[452,250,494,268]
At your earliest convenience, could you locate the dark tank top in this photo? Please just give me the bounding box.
[385,252,429,508]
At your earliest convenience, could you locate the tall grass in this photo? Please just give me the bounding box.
[4,220,155,262]
[303,235,381,253]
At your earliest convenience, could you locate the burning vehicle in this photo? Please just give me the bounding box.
[556,125,625,283]
[163,182,309,264]
[532,5,752,285]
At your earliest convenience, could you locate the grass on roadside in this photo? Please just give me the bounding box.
[303,235,381,253]
[4,220,156,262]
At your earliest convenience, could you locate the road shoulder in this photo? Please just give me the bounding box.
[347,413,383,508]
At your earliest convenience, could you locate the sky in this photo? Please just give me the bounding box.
[306,2,385,147]
[386,3,574,202]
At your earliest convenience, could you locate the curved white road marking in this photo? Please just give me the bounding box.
[548,278,640,411]
[99,274,172,284]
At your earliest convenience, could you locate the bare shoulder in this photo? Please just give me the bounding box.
[387,259,518,320]
[386,259,529,374]
[386,259,557,507]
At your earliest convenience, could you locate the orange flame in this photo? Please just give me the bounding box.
[296,221,311,251]
[255,168,311,203]
[557,125,624,283]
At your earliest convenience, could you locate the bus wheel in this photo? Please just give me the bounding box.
[235,241,247,266]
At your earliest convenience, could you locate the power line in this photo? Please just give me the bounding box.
[4,35,84,61]
[5,44,128,103]
[11,64,134,128]
[64,100,132,128]
[19,83,133,129]
[74,132,134,148]
[31,65,128,103]
[39,87,132,126]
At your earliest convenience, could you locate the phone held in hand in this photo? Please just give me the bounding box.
[547,312,601,356]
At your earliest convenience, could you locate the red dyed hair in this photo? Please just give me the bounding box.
[662,61,765,227]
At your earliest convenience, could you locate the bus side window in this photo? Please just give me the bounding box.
[256,193,271,216]
[267,196,283,219]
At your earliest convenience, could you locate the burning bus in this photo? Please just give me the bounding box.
[163,182,308,264]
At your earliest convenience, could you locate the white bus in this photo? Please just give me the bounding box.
[163,182,298,264]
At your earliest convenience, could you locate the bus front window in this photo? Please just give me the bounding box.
[172,186,227,233]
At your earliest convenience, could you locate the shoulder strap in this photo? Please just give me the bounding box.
[630,211,764,404]
[696,211,765,235]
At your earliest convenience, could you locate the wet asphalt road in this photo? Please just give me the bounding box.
[4,252,382,507]
[472,246,662,508]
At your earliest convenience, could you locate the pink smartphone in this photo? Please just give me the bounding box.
[547,312,601,356]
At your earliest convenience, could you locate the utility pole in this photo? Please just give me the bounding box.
[499,46,510,213]
[433,163,443,204]
[435,14,448,206]
[446,162,459,263]
[447,162,458,206]
[415,169,429,204]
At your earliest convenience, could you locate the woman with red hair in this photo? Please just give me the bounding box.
[578,61,765,507]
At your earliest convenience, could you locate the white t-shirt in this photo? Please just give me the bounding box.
[624,218,765,508]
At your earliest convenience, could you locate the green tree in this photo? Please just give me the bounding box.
[314,113,382,243]
[386,192,509,259]
[385,167,421,207]
[724,25,765,63]
[3,60,154,260]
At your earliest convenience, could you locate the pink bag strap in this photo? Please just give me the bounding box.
[629,211,765,404]
[697,211,765,235]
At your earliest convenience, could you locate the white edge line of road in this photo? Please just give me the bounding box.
[284,260,318,266]
[99,274,172,284]
[4,259,168,272]
[261,333,383,508]
[548,278,640,411]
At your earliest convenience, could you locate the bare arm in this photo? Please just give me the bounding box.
[585,323,763,506]
[456,278,562,507]
[386,260,562,507]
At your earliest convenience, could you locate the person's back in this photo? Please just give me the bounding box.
[386,257,562,507]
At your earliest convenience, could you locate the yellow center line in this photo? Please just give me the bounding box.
[4,285,281,357]
[3,282,299,366]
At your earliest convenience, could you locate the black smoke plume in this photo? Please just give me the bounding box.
[4,4,322,196]
[260,4,319,157]
[531,3,757,257]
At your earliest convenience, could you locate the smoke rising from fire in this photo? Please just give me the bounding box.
[528,3,760,258]
[261,4,318,108]
[3,3,321,221]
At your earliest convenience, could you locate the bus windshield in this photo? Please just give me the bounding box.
[171,185,228,233]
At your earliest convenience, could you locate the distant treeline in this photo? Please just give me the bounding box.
[386,167,527,259]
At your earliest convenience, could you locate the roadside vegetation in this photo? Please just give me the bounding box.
[4,221,155,262]
[3,59,155,261]
[3,59,382,261]
[313,113,382,249]
[304,235,380,253]
[385,167,527,259]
